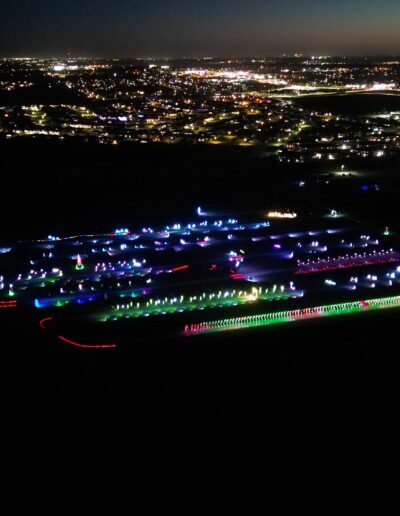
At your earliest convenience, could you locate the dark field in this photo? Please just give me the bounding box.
[3,139,400,453]
[4,298,400,453]
[293,92,400,115]
[2,137,400,237]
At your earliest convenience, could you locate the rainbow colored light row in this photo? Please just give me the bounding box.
[101,285,301,321]
[184,295,400,335]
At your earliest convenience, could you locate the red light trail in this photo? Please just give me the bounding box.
[57,335,117,349]
[171,265,189,273]
[39,316,53,329]
[39,316,116,348]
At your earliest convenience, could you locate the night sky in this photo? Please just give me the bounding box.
[1,0,400,58]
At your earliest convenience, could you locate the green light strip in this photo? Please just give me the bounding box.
[184,295,400,335]
[99,287,302,322]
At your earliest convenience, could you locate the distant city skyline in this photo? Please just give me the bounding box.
[1,0,400,58]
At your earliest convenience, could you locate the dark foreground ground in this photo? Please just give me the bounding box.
[3,139,400,455]
[3,307,400,456]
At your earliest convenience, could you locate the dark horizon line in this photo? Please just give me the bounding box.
[1,52,400,60]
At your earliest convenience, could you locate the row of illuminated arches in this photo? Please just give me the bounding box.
[185,296,400,334]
